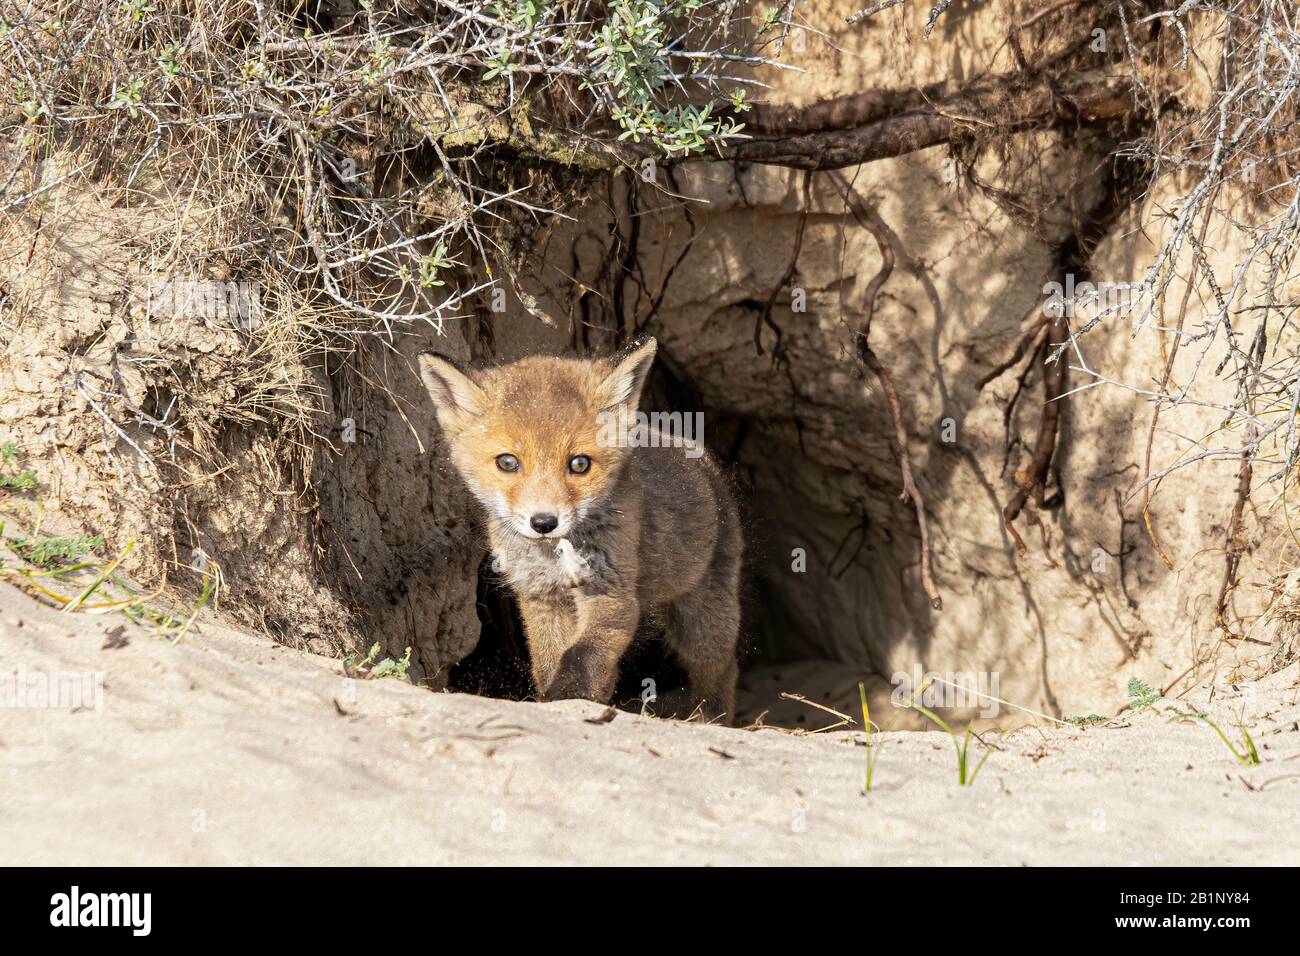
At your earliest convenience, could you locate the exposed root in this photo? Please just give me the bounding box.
[829,170,942,611]
[1216,442,1255,638]
[977,309,1048,393]
[1003,315,1068,555]
[754,171,813,359]
[1138,191,1220,572]
[730,72,1131,170]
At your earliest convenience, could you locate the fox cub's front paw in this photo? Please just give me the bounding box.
[539,643,614,703]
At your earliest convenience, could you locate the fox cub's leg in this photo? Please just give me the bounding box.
[666,567,741,725]
[519,592,639,703]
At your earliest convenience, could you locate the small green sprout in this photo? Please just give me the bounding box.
[119,0,154,23]
[483,51,519,81]
[907,698,998,786]
[858,681,878,793]
[402,241,455,289]
[157,44,185,79]
[758,6,782,33]
[1066,713,1108,726]
[1127,677,1161,710]
[110,77,145,118]
[12,533,105,569]
[0,443,38,491]
[359,39,395,86]
[346,642,413,682]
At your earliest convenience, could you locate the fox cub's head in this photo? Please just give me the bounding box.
[419,339,657,540]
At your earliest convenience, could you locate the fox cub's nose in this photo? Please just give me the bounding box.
[529,513,559,535]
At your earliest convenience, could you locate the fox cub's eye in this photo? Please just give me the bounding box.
[495,454,521,473]
[568,455,591,475]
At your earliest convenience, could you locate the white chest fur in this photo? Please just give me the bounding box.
[493,536,594,594]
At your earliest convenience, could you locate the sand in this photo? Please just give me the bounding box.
[1,581,1297,866]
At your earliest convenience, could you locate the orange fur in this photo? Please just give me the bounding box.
[419,339,743,722]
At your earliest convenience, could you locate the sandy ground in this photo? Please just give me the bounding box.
[1,581,1298,866]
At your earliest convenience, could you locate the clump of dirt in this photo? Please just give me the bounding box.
[0,171,485,682]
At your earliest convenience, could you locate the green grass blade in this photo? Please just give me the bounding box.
[858,681,875,793]
[966,732,999,785]
[62,539,135,613]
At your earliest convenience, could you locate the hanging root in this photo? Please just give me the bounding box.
[1002,315,1068,555]
[1215,440,1255,638]
[829,170,942,611]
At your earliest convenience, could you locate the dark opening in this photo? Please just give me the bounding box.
[450,558,693,712]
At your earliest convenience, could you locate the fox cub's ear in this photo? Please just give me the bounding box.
[418,352,486,426]
[598,337,657,411]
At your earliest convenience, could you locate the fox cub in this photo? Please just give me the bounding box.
[419,338,743,722]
